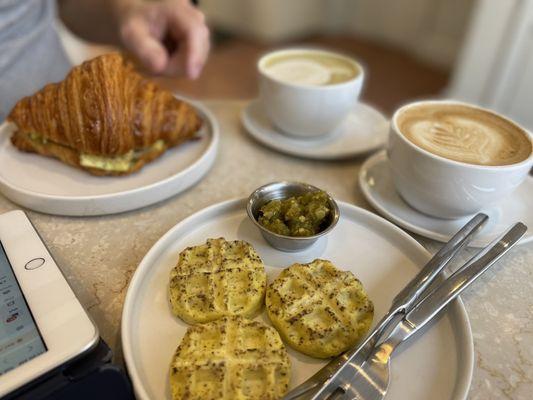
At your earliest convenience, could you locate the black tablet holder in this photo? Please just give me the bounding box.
[4,339,134,400]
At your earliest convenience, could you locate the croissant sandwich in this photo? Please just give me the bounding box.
[7,53,202,176]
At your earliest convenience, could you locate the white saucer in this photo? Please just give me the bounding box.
[241,99,389,160]
[0,99,218,217]
[359,151,533,248]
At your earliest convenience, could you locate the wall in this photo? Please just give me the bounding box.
[448,0,533,130]
[200,0,325,41]
[200,0,475,69]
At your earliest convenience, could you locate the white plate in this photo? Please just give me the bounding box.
[359,151,533,247]
[122,198,473,400]
[241,99,389,160]
[0,100,218,216]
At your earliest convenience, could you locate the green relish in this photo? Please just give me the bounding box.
[258,191,331,237]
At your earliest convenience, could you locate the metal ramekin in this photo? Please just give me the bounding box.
[246,181,340,252]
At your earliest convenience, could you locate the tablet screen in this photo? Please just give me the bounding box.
[0,242,46,375]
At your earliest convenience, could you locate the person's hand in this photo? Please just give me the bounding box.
[119,0,210,79]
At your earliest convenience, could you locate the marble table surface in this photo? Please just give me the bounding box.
[0,101,531,399]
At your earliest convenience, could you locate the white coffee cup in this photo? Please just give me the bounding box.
[258,48,364,138]
[388,100,533,219]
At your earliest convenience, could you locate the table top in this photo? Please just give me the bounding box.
[1,101,531,400]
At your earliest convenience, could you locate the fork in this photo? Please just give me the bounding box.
[283,212,489,400]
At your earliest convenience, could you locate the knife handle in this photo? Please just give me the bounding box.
[403,222,527,336]
[391,213,488,311]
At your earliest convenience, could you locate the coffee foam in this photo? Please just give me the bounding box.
[263,52,357,86]
[266,59,332,86]
[397,104,532,166]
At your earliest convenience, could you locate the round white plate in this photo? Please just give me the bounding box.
[359,151,533,248]
[122,198,473,400]
[241,99,389,160]
[0,100,218,216]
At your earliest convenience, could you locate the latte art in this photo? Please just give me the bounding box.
[398,104,532,166]
[262,52,358,86]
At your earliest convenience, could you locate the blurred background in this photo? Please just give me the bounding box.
[60,0,533,128]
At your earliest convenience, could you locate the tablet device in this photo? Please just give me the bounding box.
[0,210,99,397]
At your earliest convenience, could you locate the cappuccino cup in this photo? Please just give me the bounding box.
[258,48,364,138]
[388,100,533,219]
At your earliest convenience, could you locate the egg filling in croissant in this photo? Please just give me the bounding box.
[25,133,166,172]
[7,53,202,176]
[79,140,166,172]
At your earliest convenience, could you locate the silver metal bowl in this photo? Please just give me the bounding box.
[246,181,340,252]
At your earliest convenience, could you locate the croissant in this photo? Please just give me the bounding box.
[7,53,202,176]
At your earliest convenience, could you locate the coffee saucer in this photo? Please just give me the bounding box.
[359,151,533,247]
[241,99,389,160]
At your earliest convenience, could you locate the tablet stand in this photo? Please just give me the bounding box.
[4,339,134,400]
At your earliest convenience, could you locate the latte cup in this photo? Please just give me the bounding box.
[388,100,533,219]
[258,49,364,138]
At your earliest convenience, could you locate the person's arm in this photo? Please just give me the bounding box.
[58,0,209,79]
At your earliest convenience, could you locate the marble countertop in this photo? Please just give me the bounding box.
[0,101,531,399]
